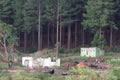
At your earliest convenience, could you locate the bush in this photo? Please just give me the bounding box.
[59,47,64,53]
[0,63,8,69]
[91,32,107,49]
[107,59,120,66]
[0,53,5,60]
[47,75,65,80]
[72,48,80,54]
[107,74,118,80]
[112,67,120,80]
[70,67,94,75]
[28,46,37,53]
[66,75,88,80]
[67,67,99,80]
[0,72,64,80]
[110,47,120,52]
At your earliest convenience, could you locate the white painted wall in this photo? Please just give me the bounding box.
[22,57,33,68]
[22,57,60,68]
[81,47,104,57]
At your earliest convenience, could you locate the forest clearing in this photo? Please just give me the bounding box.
[0,0,120,80]
[0,49,120,80]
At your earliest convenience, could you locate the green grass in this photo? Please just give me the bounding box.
[0,63,8,69]
[0,51,120,80]
[0,72,65,80]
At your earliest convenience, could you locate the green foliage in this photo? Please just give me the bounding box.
[109,47,120,52]
[70,67,92,75]
[12,0,23,28]
[67,66,120,80]
[72,48,80,54]
[59,0,85,27]
[65,76,89,80]
[0,73,11,80]
[0,63,8,69]
[59,47,65,53]
[0,0,119,52]
[42,0,57,23]
[91,32,107,49]
[0,0,13,24]
[108,59,120,66]
[67,67,99,80]
[66,76,91,80]
[0,53,4,59]
[0,72,64,80]
[115,0,120,28]
[83,0,115,31]
[83,0,115,49]
[28,46,37,53]
[59,46,81,55]
[47,75,65,80]
[107,74,118,80]
[0,21,18,54]
[22,0,38,33]
[113,67,120,80]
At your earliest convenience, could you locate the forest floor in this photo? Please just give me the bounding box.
[0,51,120,80]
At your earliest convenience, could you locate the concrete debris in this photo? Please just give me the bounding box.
[66,59,110,70]
[22,57,60,68]
[81,47,104,57]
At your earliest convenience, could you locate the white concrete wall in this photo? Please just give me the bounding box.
[81,47,104,57]
[22,57,60,68]
[22,57,33,68]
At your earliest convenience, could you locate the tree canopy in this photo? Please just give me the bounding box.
[0,0,120,53]
[0,21,17,56]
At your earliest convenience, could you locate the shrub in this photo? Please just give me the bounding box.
[91,32,107,49]
[107,74,118,80]
[107,59,120,66]
[112,67,120,80]
[70,67,92,75]
[66,75,88,80]
[0,53,4,60]
[0,63,8,69]
[66,67,99,80]
[72,48,80,54]
[59,47,64,53]
[47,75,65,80]
[109,47,120,52]
[28,46,37,53]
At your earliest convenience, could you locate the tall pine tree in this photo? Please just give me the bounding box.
[0,0,13,24]
[82,0,115,49]
[22,0,38,52]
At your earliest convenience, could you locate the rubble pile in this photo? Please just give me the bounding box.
[66,58,110,70]
[22,57,60,69]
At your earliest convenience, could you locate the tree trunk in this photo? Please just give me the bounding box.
[67,17,71,50]
[32,30,35,47]
[99,15,102,37]
[99,26,102,37]
[75,16,78,48]
[110,27,113,48]
[52,22,55,46]
[38,0,41,51]
[47,23,50,49]
[62,27,65,46]
[40,27,43,49]
[81,26,84,47]
[24,31,27,52]
[56,0,59,57]
[3,38,8,58]
[60,16,62,48]
[18,29,21,47]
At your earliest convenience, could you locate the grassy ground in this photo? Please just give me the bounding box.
[0,72,65,80]
[0,51,120,80]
